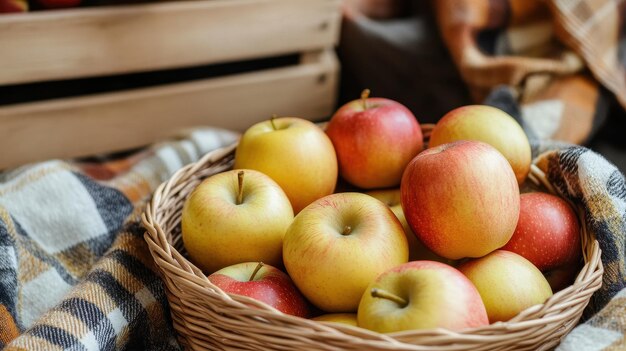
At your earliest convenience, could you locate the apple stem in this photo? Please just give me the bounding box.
[270,114,278,130]
[237,171,244,205]
[342,225,352,235]
[249,262,264,281]
[361,89,370,110]
[371,288,408,308]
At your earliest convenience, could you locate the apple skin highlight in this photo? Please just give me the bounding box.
[401,140,520,260]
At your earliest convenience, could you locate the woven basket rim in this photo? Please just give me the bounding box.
[142,134,604,351]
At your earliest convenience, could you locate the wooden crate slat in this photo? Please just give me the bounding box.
[0,0,341,85]
[0,50,338,169]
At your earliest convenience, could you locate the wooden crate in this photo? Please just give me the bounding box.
[0,0,341,169]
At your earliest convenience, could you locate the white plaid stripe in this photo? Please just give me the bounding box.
[106,308,126,336]
[0,169,108,254]
[558,324,623,351]
[79,331,99,351]
[21,268,72,327]
[0,246,16,270]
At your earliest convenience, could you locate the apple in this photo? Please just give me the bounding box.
[458,250,553,322]
[208,262,310,317]
[312,313,358,326]
[401,140,520,259]
[357,261,488,333]
[0,0,27,12]
[429,105,531,184]
[283,192,408,312]
[502,192,581,271]
[366,188,454,264]
[182,169,293,273]
[544,263,582,292]
[234,116,337,213]
[325,89,423,189]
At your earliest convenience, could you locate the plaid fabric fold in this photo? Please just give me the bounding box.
[535,146,626,350]
[0,129,239,350]
[434,0,625,144]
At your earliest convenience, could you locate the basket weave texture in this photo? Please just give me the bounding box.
[142,134,604,351]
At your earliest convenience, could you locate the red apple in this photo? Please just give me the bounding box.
[326,89,423,189]
[0,0,27,12]
[544,263,582,292]
[208,262,310,318]
[401,140,520,259]
[502,192,581,271]
[357,261,488,333]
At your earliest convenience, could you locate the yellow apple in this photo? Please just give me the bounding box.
[357,261,489,333]
[366,188,454,264]
[283,192,408,312]
[182,169,294,273]
[458,250,553,322]
[234,117,338,213]
[312,313,358,326]
[429,105,531,184]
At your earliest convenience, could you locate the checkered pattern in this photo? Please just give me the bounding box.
[534,146,626,350]
[0,128,238,350]
[435,0,625,144]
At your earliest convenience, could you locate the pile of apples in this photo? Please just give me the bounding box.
[180,90,582,333]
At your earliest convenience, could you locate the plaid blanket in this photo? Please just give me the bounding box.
[1,0,626,350]
[0,129,239,350]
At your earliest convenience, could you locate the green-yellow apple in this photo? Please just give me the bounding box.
[182,169,293,273]
[312,313,358,326]
[366,188,454,264]
[401,140,520,259]
[325,90,423,189]
[458,250,553,322]
[234,117,337,213]
[283,192,408,312]
[429,105,531,184]
[357,261,488,333]
[502,192,581,271]
[208,262,310,317]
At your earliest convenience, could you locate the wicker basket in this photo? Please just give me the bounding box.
[142,127,604,351]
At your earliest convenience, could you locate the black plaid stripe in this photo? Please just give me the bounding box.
[0,219,19,330]
[56,298,116,350]
[607,170,626,199]
[551,147,589,200]
[11,218,78,286]
[73,172,133,257]
[86,270,147,327]
[110,250,163,299]
[30,324,86,351]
